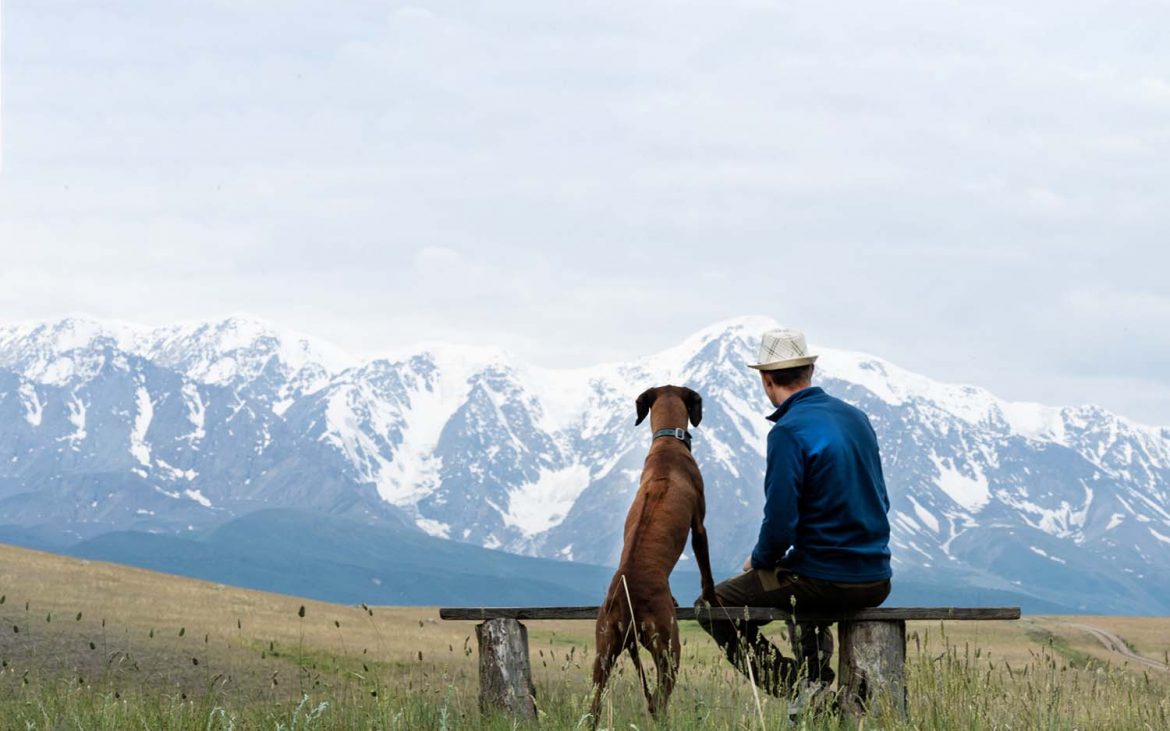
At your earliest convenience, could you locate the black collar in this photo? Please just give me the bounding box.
[652,427,693,452]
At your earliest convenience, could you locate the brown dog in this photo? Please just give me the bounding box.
[589,385,718,726]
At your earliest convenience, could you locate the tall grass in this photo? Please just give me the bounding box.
[1,594,1167,730]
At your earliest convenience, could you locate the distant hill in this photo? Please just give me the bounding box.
[17,508,1066,613]
[64,508,708,607]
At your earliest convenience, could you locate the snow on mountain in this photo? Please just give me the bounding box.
[0,315,352,392]
[0,315,398,542]
[0,314,1167,612]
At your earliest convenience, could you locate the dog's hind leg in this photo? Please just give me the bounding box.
[627,642,654,717]
[645,615,681,721]
[589,627,622,730]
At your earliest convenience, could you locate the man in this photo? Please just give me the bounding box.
[696,327,892,700]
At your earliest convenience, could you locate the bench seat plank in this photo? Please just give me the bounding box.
[439,606,1020,622]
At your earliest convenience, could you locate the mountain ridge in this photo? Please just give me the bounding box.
[0,314,1166,613]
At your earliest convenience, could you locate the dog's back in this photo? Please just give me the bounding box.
[614,451,703,591]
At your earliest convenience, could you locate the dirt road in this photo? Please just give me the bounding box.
[1065,622,1170,672]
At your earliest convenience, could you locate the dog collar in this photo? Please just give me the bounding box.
[652,427,693,452]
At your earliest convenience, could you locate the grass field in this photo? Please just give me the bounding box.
[1,543,1168,730]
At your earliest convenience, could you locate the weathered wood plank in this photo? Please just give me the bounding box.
[838,620,907,718]
[441,606,1020,622]
[475,618,537,720]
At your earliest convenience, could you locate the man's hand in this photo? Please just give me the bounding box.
[742,556,753,572]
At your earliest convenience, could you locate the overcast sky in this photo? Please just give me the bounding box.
[1,1,1167,425]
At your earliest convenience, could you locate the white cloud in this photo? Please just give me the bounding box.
[0,0,1168,423]
[412,246,464,273]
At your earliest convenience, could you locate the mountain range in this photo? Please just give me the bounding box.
[0,315,1166,613]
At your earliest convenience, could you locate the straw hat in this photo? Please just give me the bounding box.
[747,328,819,371]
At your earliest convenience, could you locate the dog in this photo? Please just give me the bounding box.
[589,385,718,726]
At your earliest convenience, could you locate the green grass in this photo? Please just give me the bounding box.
[1,543,1168,729]
[4,640,1167,730]
[1024,626,1106,670]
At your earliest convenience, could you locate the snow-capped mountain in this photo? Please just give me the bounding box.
[1,314,1167,613]
[0,316,401,539]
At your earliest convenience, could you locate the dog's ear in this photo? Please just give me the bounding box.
[684,387,703,427]
[635,387,658,426]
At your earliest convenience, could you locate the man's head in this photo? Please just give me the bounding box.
[747,327,818,406]
[760,364,814,406]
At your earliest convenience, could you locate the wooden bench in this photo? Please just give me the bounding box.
[439,605,1021,720]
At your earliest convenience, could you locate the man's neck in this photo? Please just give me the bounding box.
[769,382,812,408]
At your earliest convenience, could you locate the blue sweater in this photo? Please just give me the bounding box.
[750,386,892,582]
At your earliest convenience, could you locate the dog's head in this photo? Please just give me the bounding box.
[634,385,702,428]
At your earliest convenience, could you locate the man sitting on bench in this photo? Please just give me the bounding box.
[696,327,892,700]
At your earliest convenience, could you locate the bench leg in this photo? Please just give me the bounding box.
[837,619,906,719]
[476,618,537,720]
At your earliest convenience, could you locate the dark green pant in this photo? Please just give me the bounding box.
[694,568,890,696]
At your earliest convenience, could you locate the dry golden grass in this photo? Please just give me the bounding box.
[1,542,1168,729]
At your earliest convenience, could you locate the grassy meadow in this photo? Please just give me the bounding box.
[1,543,1168,730]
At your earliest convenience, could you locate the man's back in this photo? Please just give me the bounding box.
[758,386,892,583]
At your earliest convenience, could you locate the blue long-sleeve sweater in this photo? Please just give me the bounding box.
[749,386,892,582]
